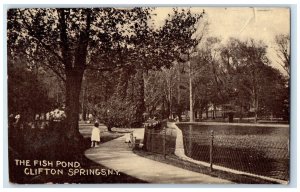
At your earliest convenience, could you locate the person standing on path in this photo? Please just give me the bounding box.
[91,122,101,147]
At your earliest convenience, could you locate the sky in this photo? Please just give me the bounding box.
[152,7,290,73]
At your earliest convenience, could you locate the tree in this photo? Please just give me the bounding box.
[161,8,205,122]
[256,65,288,119]
[8,7,206,142]
[7,8,163,142]
[81,8,204,126]
[274,34,290,77]
[219,38,288,122]
[274,34,290,121]
[144,66,179,119]
[8,57,53,121]
[192,37,222,119]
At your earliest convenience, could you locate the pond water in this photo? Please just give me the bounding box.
[177,123,289,181]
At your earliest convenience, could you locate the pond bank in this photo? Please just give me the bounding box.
[171,123,289,184]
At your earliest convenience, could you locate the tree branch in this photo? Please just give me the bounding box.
[43,60,66,82]
[18,10,65,65]
[85,64,129,72]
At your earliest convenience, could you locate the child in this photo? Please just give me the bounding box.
[91,122,101,147]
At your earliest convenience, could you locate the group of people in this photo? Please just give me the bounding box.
[8,108,67,130]
[9,111,101,148]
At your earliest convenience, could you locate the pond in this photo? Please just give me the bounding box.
[177,123,289,181]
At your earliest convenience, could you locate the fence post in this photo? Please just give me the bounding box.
[210,130,214,171]
[163,126,166,159]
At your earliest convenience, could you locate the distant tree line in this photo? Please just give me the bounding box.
[83,30,290,126]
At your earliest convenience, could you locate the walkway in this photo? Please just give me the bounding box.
[84,129,233,184]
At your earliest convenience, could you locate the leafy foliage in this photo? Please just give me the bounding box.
[8,7,205,131]
[8,59,54,121]
[274,34,290,76]
[82,8,204,126]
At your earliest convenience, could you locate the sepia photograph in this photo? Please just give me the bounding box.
[6,6,290,185]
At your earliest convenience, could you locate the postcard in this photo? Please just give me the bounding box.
[7,6,290,184]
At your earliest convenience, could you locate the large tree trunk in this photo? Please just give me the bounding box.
[65,70,85,141]
[82,85,87,121]
[58,9,91,148]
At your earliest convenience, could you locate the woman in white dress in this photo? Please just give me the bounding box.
[91,122,101,147]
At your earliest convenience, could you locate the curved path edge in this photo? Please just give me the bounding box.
[84,129,233,184]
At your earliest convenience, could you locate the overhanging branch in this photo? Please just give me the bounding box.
[43,60,66,83]
[19,9,65,65]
